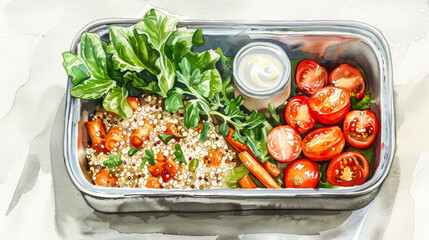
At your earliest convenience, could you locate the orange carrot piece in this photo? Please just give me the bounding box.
[238,175,257,189]
[146,177,161,188]
[263,161,281,177]
[148,162,163,177]
[164,122,182,136]
[94,170,119,188]
[127,97,141,111]
[239,151,281,189]
[205,150,223,167]
[155,151,168,162]
[225,127,251,153]
[86,118,108,154]
[105,126,128,151]
[130,120,154,148]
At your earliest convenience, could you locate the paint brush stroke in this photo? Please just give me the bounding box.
[5,154,40,215]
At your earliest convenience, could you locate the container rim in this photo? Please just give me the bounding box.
[63,18,395,201]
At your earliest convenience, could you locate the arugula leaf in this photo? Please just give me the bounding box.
[158,133,186,144]
[128,147,142,157]
[224,98,246,120]
[136,9,179,97]
[78,32,111,80]
[200,121,211,142]
[196,69,222,98]
[70,79,116,99]
[103,154,123,168]
[173,143,187,165]
[107,25,159,74]
[164,89,184,113]
[185,49,220,72]
[62,52,90,85]
[224,165,250,188]
[142,149,155,166]
[351,92,376,110]
[102,85,133,119]
[242,111,266,130]
[219,122,229,137]
[268,103,282,126]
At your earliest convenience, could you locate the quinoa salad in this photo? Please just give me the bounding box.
[86,94,238,189]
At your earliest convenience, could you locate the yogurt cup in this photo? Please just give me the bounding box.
[233,42,291,115]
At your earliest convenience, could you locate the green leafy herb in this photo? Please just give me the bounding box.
[142,149,155,166]
[102,85,133,119]
[128,147,142,157]
[317,162,339,189]
[61,52,90,85]
[164,90,185,113]
[200,121,211,142]
[224,165,250,188]
[268,103,281,126]
[103,154,123,168]
[219,122,229,137]
[347,145,375,165]
[158,133,186,144]
[173,143,187,165]
[350,92,376,110]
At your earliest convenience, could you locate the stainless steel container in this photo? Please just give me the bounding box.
[63,19,395,213]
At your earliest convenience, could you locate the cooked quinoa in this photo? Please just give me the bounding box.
[86,94,238,189]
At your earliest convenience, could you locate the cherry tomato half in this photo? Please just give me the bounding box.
[285,159,319,188]
[267,125,302,163]
[285,95,316,134]
[343,110,378,149]
[302,126,345,161]
[308,86,350,125]
[326,151,369,186]
[295,60,328,94]
[329,64,366,100]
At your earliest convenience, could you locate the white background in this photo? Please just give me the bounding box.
[1,0,428,239]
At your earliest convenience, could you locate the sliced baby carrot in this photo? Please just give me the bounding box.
[94,170,119,188]
[225,127,251,153]
[238,175,257,189]
[86,118,108,154]
[146,176,161,188]
[105,126,128,151]
[205,150,223,167]
[238,151,281,189]
[148,162,163,177]
[127,97,141,111]
[130,120,154,148]
[263,161,281,178]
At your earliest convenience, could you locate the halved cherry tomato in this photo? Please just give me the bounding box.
[284,159,319,188]
[326,151,369,186]
[146,176,161,188]
[267,125,302,163]
[94,170,119,187]
[308,86,350,125]
[127,97,141,111]
[295,60,328,94]
[285,95,316,134]
[130,120,154,148]
[302,126,345,161]
[329,64,365,100]
[343,110,378,149]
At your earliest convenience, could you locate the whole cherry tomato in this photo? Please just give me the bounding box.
[343,110,378,149]
[326,151,369,186]
[285,159,319,188]
[329,64,366,100]
[308,86,350,125]
[295,60,328,94]
[285,95,316,134]
[302,126,345,161]
[267,125,302,163]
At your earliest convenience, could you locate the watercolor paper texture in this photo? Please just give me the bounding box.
[1,0,428,239]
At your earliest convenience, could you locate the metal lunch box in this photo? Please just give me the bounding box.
[63,19,395,213]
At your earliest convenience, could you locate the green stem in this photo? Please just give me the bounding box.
[209,110,241,129]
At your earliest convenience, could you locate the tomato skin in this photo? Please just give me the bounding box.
[285,159,319,188]
[329,64,366,100]
[308,86,351,125]
[302,126,345,161]
[343,110,378,149]
[267,125,302,163]
[295,60,328,94]
[326,151,369,186]
[285,95,316,134]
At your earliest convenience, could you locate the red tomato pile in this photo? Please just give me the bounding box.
[267,60,378,188]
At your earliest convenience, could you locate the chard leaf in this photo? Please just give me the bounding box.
[185,49,220,72]
[70,79,116,99]
[351,92,376,110]
[62,52,90,85]
[200,121,211,142]
[155,55,176,97]
[224,165,250,188]
[102,86,133,119]
[107,25,159,74]
[125,72,160,93]
[174,143,187,165]
[164,90,184,113]
[78,32,110,80]
[166,27,204,64]
[103,154,123,168]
